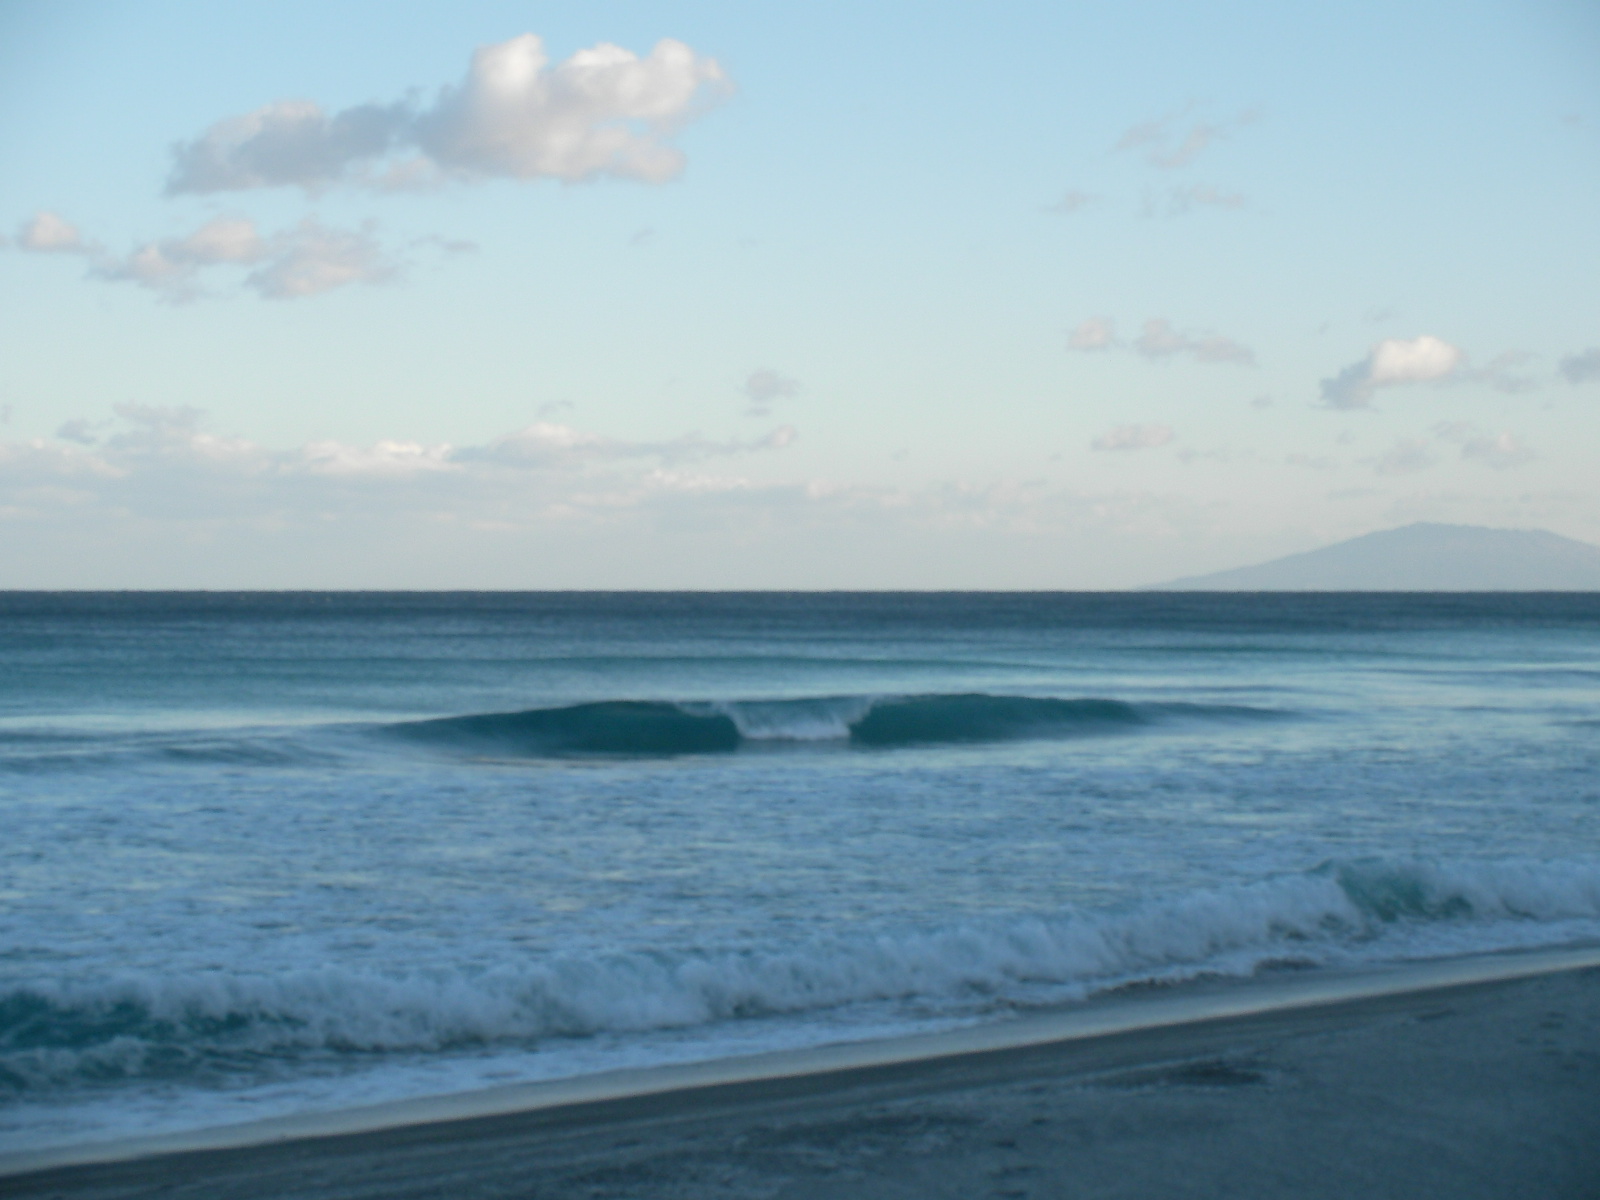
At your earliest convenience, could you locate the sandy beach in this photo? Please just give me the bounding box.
[6,950,1599,1200]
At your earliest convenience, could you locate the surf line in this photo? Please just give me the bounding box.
[5,941,1596,1178]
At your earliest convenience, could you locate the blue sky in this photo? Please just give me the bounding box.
[2,0,1597,587]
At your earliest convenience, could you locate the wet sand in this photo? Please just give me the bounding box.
[7,952,1600,1199]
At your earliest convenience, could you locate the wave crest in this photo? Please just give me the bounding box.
[6,857,1598,1093]
[391,693,1285,757]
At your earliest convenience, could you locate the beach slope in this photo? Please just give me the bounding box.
[7,956,1599,1199]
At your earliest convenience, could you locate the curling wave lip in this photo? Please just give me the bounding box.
[388,693,1293,757]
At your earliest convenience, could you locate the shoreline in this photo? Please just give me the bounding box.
[5,940,1599,1194]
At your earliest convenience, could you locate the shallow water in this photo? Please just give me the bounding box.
[2,592,1597,1150]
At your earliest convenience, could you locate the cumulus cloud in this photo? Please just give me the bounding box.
[167,34,730,194]
[1092,424,1174,452]
[742,369,800,414]
[1319,335,1464,409]
[1559,348,1600,385]
[1067,317,1116,351]
[1132,318,1254,365]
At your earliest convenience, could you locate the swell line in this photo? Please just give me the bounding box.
[390,693,1290,758]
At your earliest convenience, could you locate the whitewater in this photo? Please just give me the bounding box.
[1,592,1597,1152]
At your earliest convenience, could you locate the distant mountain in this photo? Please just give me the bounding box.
[1152,523,1600,591]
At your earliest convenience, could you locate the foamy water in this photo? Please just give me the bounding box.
[1,593,1597,1151]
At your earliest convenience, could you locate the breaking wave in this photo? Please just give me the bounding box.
[390,693,1288,757]
[6,856,1597,1094]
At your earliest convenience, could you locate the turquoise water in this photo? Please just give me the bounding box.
[2,592,1598,1150]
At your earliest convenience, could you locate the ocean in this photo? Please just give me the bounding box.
[2,591,1598,1153]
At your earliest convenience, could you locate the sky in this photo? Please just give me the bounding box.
[1,0,1597,588]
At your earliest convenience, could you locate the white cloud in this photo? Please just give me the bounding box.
[15,211,91,253]
[743,369,800,412]
[1559,348,1600,385]
[302,439,455,477]
[1066,316,1252,364]
[167,34,730,194]
[1369,335,1464,385]
[1092,424,1174,451]
[0,408,800,531]
[244,220,394,299]
[453,419,797,469]
[1067,316,1116,351]
[1132,318,1254,365]
[93,216,269,299]
[1319,335,1464,409]
[28,215,399,302]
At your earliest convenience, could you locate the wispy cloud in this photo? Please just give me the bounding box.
[1066,316,1253,365]
[1066,317,1116,351]
[13,213,403,302]
[1143,184,1245,218]
[1132,318,1254,365]
[1468,350,1537,394]
[742,369,801,415]
[1368,437,1436,476]
[1115,107,1257,169]
[1435,422,1537,470]
[1092,424,1174,452]
[1046,190,1097,214]
[167,34,731,194]
[1360,422,1538,477]
[1559,347,1600,385]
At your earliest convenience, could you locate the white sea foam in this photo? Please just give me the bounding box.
[702,696,876,741]
[7,856,1599,1096]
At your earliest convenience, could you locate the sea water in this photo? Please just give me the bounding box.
[1,592,1597,1152]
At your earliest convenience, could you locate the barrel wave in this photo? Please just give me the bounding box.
[391,693,1285,757]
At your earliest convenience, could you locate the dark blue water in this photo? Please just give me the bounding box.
[2,592,1598,1151]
